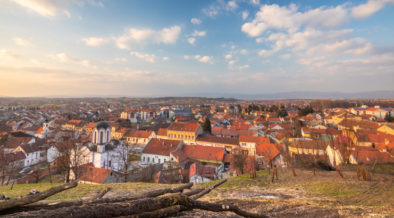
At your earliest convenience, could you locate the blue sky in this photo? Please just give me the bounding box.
[0,0,393,97]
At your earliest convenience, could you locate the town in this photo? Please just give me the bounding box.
[1,97,393,186]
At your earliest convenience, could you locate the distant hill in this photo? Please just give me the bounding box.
[184,90,394,99]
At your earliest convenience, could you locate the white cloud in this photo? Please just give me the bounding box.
[10,0,59,17]
[130,51,157,63]
[351,0,394,19]
[192,30,206,37]
[242,4,348,37]
[49,52,95,68]
[187,30,206,45]
[202,4,221,17]
[250,0,260,6]
[239,64,249,70]
[191,18,202,25]
[242,11,249,20]
[183,55,190,60]
[82,37,108,47]
[50,53,76,62]
[0,49,20,60]
[240,49,248,55]
[256,37,263,43]
[162,56,169,61]
[280,54,291,59]
[9,0,104,17]
[227,1,238,11]
[225,54,232,59]
[194,55,213,64]
[188,37,196,45]
[160,26,182,44]
[115,25,181,50]
[228,60,235,65]
[13,37,32,47]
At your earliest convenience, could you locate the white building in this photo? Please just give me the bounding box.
[71,122,128,172]
[141,138,182,166]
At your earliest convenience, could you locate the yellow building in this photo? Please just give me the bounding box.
[166,122,202,144]
[378,124,394,136]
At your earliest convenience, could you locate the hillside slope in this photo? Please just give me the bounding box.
[1,168,393,217]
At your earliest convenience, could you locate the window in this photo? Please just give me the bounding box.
[158,159,161,164]
[143,156,145,162]
[148,157,150,162]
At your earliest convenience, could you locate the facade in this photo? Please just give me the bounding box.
[167,122,202,144]
[124,130,156,146]
[141,138,182,166]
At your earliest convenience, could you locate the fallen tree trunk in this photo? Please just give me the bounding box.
[7,183,193,213]
[94,187,111,200]
[192,179,227,200]
[8,194,267,218]
[0,181,78,212]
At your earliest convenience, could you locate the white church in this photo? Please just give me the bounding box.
[73,122,128,172]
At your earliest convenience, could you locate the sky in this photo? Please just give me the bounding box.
[0,0,394,97]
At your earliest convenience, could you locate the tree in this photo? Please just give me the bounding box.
[232,151,247,175]
[277,109,288,118]
[298,106,314,116]
[203,117,211,134]
[384,112,394,122]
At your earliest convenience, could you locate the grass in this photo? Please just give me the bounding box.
[128,154,141,161]
[0,182,177,202]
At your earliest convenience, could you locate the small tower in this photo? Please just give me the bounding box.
[92,121,111,146]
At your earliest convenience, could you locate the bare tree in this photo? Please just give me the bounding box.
[232,150,247,175]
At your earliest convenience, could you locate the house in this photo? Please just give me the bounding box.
[349,146,394,165]
[196,135,239,153]
[167,122,202,144]
[3,151,26,170]
[61,120,84,132]
[378,124,394,136]
[255,143,285,168]
[73,163,114,184]
[141,138,182,166]
[238,135,270,156]
[3,133,36,153]
[85,122,96,134]
[189,162,217,184]
[288,140,328,157]
[13,143,42,167]
[326,144,344,167]
[124,130,155,147]
[156,128,168,139]
[111,127,127,140]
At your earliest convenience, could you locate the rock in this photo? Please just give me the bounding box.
[29,189,40,195]
[0,194,10,200]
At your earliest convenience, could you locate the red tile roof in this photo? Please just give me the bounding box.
[78,163,112,184]
[196,135,239,145]
[143,138,181,156]
[124,130,153,138]
[157,128,167,136]
[256,143,280,162]
[183,144,224,162]
[239,135,269,144]
[168,122,200,132]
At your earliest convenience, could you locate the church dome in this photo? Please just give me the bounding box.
[96,121,110,130]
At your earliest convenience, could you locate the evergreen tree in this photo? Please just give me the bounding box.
[203,117,212,134]
[384,112,394,122]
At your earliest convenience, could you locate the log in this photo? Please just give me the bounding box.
[191,179,227,200]
[7,183,193,213]
[94,187,111,200]
[7,194,268,218]
[0,181,77,212]
[131,205,189,218]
